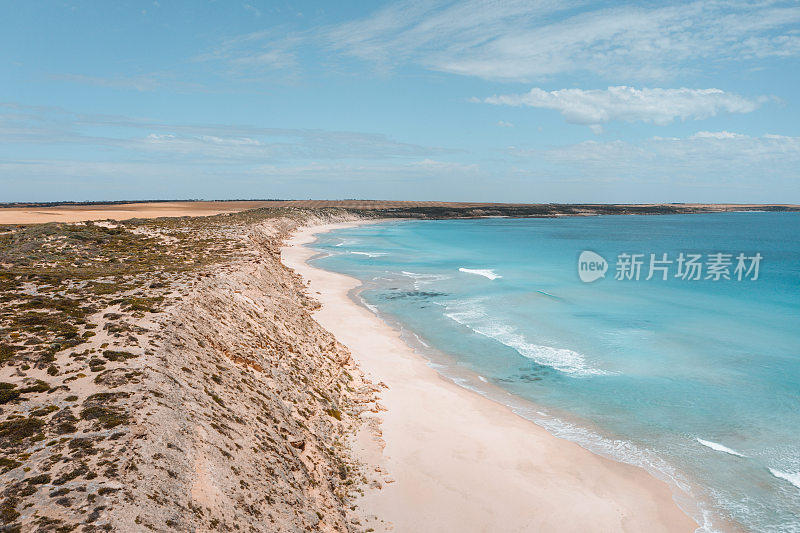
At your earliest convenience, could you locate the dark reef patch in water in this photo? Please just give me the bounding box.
[381,290,448,300]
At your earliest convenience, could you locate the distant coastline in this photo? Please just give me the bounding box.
[2,199,799,226]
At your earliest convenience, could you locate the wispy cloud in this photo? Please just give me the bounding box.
[243,3,261,18]
[0,103,443,161]
[322,1,570,69]
[49,73,163,92]
[517,132,800,185]
[250,158,480,182]
[0,156,486,203]
[0,103,476,201]
[434,1,800,81]
[193,30,301,78]
[48,72,209,93]
[0,157,475,184]
[259,0,800,82]
[136,130,441,161]
[478,86,765,128]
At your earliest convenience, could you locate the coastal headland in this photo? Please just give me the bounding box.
[1,202,781,530]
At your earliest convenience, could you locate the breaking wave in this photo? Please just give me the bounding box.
[458,267,502,280]
[441,300,612,376]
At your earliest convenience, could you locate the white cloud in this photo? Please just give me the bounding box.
[190,1,800,84]
[690,131,748,139]
[408,158,479,173]
[497,120,514,128]
[316,0,800,81]
[479,86,764,127]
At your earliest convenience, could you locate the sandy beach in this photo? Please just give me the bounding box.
[282,221,698,532]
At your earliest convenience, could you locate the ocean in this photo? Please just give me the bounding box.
[309,213,800,532]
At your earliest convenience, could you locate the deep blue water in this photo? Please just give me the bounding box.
[310,213,800,532]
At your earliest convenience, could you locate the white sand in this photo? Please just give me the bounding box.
[282,221,697,533]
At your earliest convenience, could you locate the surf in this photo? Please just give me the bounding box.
[458,267,501,280]
[696,438,746,457]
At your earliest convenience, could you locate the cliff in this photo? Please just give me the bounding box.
[0,209,381,532]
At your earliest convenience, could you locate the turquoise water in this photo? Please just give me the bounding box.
[310,213,800,532]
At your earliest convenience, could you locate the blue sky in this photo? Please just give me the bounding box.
[1,0,799,203]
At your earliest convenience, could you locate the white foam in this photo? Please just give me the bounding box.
[696,438,746,457]
[400,271,448,281]
[458,267,502,280]
[530,414,713,532]
[350,251,387,258]
[358,295,380,314]
[410,332,430,348]
[530,415,693,501]
[442,300,611,376]
[769,468,800,490]
[400,271,450,290]
[421,361,710,532]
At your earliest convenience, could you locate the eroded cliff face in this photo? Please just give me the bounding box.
[0,209,383,532]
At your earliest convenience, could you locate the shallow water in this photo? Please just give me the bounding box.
[311,213,800,532]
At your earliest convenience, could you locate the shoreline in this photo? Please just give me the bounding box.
[282,221,698,532]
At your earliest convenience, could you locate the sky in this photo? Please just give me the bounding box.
[1,0,799,203]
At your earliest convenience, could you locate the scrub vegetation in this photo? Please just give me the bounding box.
[0,208,384,532]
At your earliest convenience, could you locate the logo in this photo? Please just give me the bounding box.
[576,250,762,283]
[578,250,608,283]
